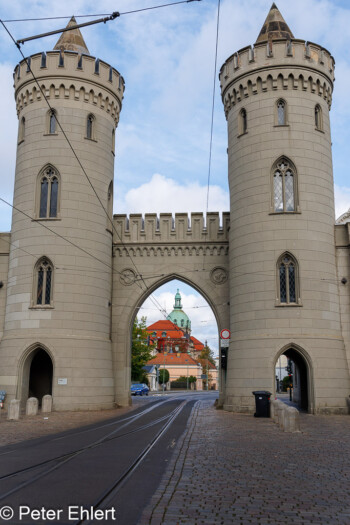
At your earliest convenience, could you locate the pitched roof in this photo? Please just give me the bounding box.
[255,3,294,44]
[146,320,186,339]
[53,16,90,55]
[190,336,205,351]
[197,358,217,370]
[147,352,200,366]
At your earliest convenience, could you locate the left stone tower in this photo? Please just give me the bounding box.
[0,19,124,410]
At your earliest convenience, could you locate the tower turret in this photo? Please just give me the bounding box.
[220,4,350,414]
[0,20,124,410]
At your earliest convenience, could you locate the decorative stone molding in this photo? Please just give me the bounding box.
[113,212,230,244]
[336,209,350,225]
[220,39,334,117]
[113,244,229,258]
[119,268,137,286]
[14,51,124,123]
[210,266,228,285]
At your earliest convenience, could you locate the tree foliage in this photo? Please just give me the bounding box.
[199,344,216,366]
[174,375,197,384]
[158,368,170,384]
[131,316,155,382]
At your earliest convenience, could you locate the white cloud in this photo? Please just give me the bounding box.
[334,185,350,220]
[115,173,229,216]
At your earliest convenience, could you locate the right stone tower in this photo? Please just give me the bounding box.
[220,3,350,414]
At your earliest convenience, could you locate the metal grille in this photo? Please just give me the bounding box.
[49,178,58,217]
[45,267,52,304]
[39,179,48,218]
[289,264,296,302]
[285,171,294,211]
[274,172,283,211]
[37,269,44,304]
[279,264,287,303]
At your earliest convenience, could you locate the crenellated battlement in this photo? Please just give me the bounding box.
[220,39,334,117]
[14,51,124,121]
[113,212,230,244]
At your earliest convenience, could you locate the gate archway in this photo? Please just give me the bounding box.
[274,344,314,413]
[19,345,54,406]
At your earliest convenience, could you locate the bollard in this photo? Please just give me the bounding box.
[270,399,276,419]
[8,399,20,420]
[26,397,38,416]
[273,400,282,424]
[284,406,300,433]
[42,394,52,413]
[277,403,285,430]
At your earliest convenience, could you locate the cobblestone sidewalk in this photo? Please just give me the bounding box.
[142,400,350,525]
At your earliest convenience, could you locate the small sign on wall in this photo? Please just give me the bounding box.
[58,378,68,385]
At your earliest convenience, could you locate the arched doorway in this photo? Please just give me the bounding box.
[275,345,312,412]
[29,349,53,402]
[20,346,53,405]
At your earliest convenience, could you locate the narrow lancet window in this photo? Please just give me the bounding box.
[277,100,286,125]
[49,111,56,134]
[315,104,323,131]
[239,108,247,135]
[86,114,95,140]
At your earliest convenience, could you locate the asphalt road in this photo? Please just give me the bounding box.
[0,391,216,525]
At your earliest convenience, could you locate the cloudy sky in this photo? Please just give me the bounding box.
[1,0,349,350]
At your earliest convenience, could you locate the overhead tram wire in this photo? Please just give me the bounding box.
[2,1,202,30]
[202,0,220,271]
[0,16,202,337]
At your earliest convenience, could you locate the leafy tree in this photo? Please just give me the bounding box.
[282,375,293,392]
[131,316,155,382]
[199,344,216,366]
[158,369,169,384]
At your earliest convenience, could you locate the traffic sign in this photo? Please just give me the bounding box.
[220,329,231,339]
[220,339,229,348]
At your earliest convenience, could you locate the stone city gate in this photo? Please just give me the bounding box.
[111,212,230,406]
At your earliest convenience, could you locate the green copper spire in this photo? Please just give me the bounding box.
[167,290,191,332]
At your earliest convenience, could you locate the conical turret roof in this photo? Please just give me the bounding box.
[53,16,90,55]
[255,3,294,44]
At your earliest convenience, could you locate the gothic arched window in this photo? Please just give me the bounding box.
[86,114,95,140]
[277,253,300,305]
[34,257,54,306]
[37,166,60,219]
[239,108,247,135]
[315,104,323,131]
[276,99,287,126]
[48,110,57,134]
[272,157,298,213]
[18,116,25,143]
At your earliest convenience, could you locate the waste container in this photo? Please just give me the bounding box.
[252,391,271,418]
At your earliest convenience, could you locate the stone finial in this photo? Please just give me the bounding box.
[42,394,53,413]
[54,16,90,55]
[26,397,39,416]
[8,399,20,420]
[256,3,294,44]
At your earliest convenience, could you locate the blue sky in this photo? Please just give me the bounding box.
[0,0,349,350]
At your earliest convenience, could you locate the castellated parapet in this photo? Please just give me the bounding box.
[220,39,334,117]
[14,51,125,123]
[113,212,230,244]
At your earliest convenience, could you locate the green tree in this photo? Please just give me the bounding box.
[158,369,169,384]
[199,344,216,389]
[131,316,155,382]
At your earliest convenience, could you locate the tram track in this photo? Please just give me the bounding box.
[0,394,198,514]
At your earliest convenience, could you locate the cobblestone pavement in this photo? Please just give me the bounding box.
[142,399,350,525]
[0,405,136,447]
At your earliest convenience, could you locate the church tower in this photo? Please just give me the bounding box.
[220,4,350,413]
[0,20,124,409]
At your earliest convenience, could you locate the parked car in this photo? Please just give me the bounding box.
[131,383,149,396]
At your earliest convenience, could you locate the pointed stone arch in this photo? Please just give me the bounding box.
[274,343,314,413]
[17,343,55,407]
